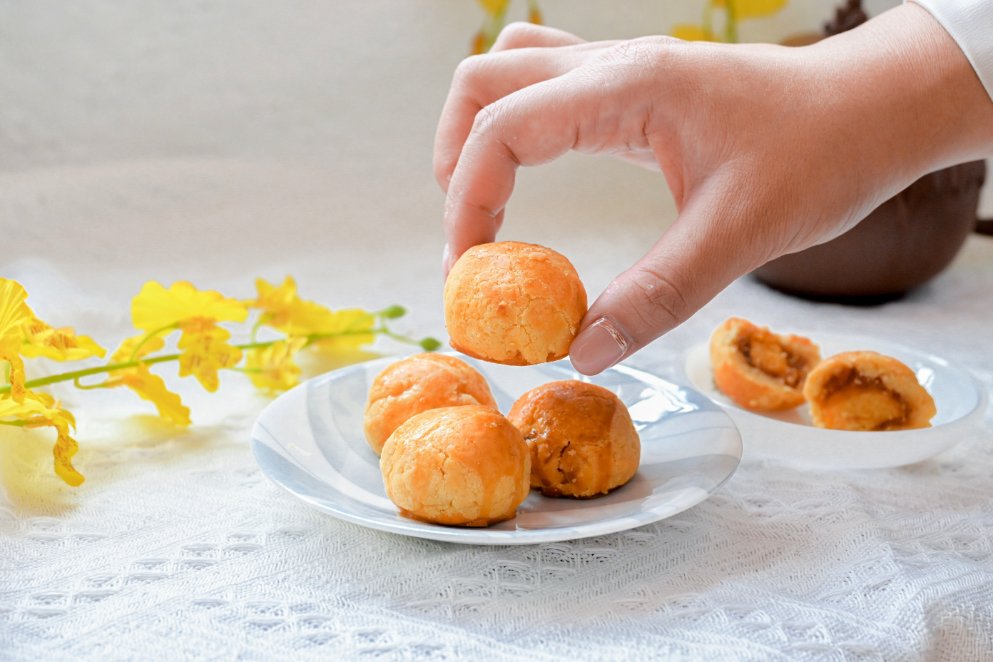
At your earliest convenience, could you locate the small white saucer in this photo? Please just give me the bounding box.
[682,332,987,469]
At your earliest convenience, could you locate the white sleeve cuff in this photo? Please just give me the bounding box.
[910,0,993,103]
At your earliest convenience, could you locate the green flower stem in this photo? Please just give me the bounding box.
[129,323,179,361]
[0,326,439,394]
[6,353,181,392]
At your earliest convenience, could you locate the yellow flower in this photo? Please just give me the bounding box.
[253,277,376,350]
[113,365,191,426]
[527,0,542,25]
[307,308,376,352]
[0,279,34,401]
[111,334,165,363]
[132,281,247,332]
[477,0,509,17]
[672,24,717,41]
[245,338,306,394]
[177,318,242,392]
[253,276,300,330]
[717,0,788,19]
[106,335,191,426]
[21,319,106,361]
[0,390,84,486]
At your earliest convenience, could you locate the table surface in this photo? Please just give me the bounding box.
[3,2,992,660]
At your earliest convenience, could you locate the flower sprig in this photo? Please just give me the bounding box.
[0,277,439,487]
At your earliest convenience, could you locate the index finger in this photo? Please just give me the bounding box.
[443,71,597,268]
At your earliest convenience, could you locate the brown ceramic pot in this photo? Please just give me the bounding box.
[753,0,988,303]
[752,160,987,302]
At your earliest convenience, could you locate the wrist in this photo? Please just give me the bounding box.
[811,3,993,188]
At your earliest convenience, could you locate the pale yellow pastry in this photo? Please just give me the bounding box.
[443,241,588,365]
[710,317,821,411]
[363,353,496,455]
[507,380,640,498]
[803,350,936,431]
[380,405,531,527]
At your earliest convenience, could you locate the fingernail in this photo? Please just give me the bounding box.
[570,317,631,375]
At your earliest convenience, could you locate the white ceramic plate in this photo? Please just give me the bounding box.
[683,332,986,469]
[252,354,742,545]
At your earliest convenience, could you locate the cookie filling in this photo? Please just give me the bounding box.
[818,368,909,430]
[737,336,809,388]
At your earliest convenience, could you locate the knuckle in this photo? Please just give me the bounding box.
[624,266,688,331]
[470,101,503,137]
[452,54,487,88]
[493,21,538,49]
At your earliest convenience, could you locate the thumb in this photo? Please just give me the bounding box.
[569,188,765,374]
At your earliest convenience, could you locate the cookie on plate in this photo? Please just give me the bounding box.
[803,350,936,431]
[710,317,821,411]
[380,405,531,527]
[508,380,640,498]
[363,353,496,455]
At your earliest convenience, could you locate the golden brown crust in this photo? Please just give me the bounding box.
[803,351,936,431]
[443,241,588,366]
[363,353,496,455]
[507,380,640,498]
[380,405,531,526]
[710,317,821,411]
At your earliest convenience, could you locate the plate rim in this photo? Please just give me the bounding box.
[251,353,743,545]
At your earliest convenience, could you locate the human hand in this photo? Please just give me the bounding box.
[434,6,993,374]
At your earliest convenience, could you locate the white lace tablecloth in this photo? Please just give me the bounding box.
[3,2,993,659]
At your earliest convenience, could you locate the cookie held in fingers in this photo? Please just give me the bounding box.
[380,405,531,527]
[363,353,496,455]
[710,317,821,411]
[803,351,936,431]
[443,241,588,365]
[508,380,640,498]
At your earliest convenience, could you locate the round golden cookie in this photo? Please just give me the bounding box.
[443,241,588,365]
[803,350,936,431]
[363,353,496,455]
[380,405,531,527]
[710,317,821,411]
[507,380,640,498]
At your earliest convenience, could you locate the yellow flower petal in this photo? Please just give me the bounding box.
[0,279,33,341]
[672,24,717,41]
[113,365,191,426]
[0,340,26,402]
[108,337,190,425]
[477,0,509,17]
[0,390,84,486]
[0,279,35,402]
[132,281,247,332]
[177,320,242,392]
[716,0,788,19]
[253,277,376,350]
[245,338,306,394]
[20,320,106,361]
[51,416,83,487]
[111,334,166,363]
[253,276,299,330]
[307,308,376,352]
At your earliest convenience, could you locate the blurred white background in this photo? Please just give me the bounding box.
[2,0,986,331]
